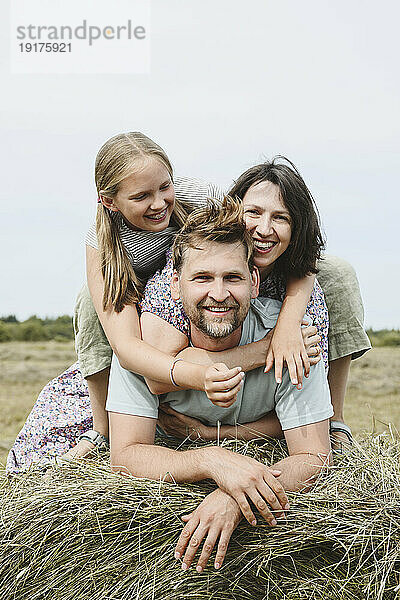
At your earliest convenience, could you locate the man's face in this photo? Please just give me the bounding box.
[172,240,259,339]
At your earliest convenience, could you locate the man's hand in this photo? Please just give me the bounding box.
[204,363,245,408]
[207,447,288,526]
[174,488,241,572]
[158,404,210,440]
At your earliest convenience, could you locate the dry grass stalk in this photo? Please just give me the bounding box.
[0,434,399,600]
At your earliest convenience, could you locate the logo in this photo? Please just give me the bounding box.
[10,0,151,74]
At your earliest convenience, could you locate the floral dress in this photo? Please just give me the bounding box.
[6,254,328,475]
[6,363,90,474]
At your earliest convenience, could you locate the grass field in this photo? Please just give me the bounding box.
[1,341,399,467]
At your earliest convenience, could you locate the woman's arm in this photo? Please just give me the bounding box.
[158,404,284,441]
[265,273,316,389]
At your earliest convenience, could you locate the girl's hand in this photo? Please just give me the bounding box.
[204,363,245,408]
[158,404,212,440]
[265,320,320,389]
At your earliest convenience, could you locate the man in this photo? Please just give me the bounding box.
[106,198,333,574]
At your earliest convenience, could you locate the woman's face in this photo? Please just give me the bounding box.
[243,180,292,279]
[104,157,175,231]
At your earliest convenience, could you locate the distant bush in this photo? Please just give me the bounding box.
[1,314,18,323]
[45,316,75,340]
[0,315,74,342]
[367,328,400,347]
[16,322,49,342]
[0,321,12,342]
[0,315,398,347]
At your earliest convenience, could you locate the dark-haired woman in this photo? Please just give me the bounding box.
[141,158,371,449]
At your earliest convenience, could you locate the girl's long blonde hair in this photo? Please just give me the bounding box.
[95,132,189,312]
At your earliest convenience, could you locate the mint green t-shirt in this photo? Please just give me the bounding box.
[106,297,333,431]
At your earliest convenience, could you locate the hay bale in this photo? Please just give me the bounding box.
[0,435,399,600]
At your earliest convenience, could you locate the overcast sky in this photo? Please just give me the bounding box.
[1,0,399,328]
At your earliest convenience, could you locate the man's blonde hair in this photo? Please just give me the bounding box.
[95,132,190,312]
[172,195,254,274]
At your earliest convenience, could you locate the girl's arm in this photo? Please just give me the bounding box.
[86,246,243,396]
[141,310,321,398]
[264,273,315,389]
[141,312,272,399]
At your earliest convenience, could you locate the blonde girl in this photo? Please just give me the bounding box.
[7,132,239,470]
[69,132,237,457]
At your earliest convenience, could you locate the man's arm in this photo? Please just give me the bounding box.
[109,412,209,482]
[109,410,289,526]
[272,418,332,491]
[173,417,331,573]
[155,410,331,486]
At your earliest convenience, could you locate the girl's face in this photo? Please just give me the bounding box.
[104,157,175,231]
[243,180,292,279]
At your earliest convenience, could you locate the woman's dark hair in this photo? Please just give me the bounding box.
[229,156,325,282]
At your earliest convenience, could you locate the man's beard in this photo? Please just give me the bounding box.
[182,297,251,339]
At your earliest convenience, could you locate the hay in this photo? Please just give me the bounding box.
[0,434,399,600]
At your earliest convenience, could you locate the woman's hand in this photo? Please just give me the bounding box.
[158,404,214,440]
[204,363,245,408]
[264,321,321,390]
[302,324,322,366]
[174,488,242,572]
